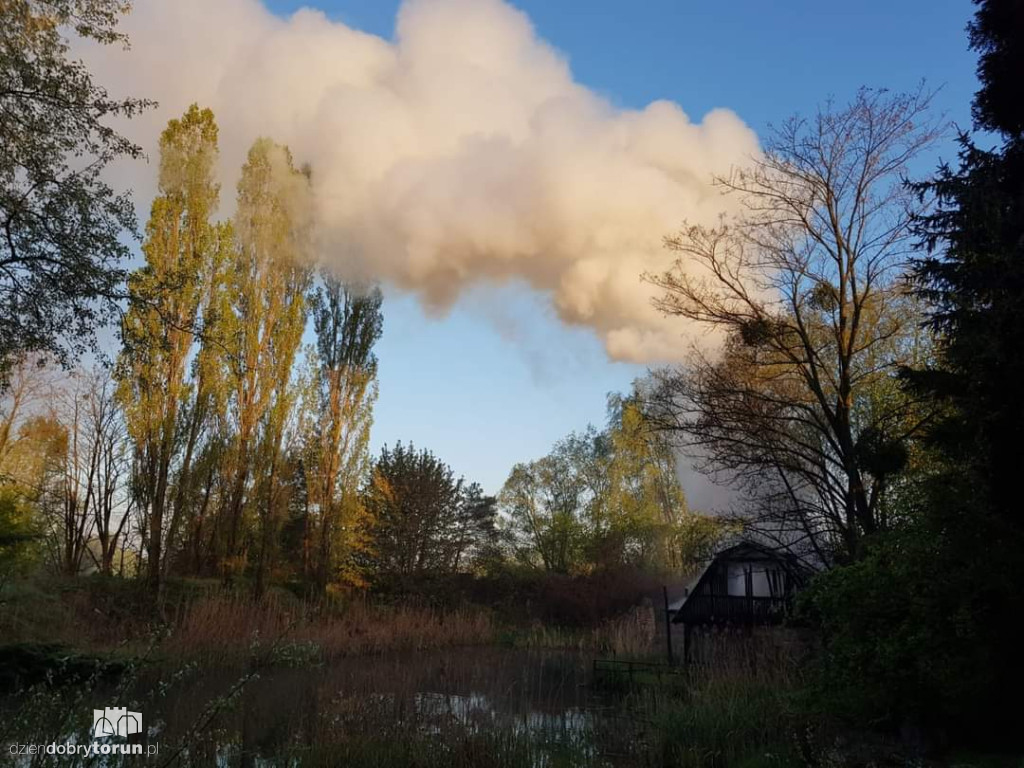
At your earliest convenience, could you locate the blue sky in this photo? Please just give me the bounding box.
[261,0,979,497]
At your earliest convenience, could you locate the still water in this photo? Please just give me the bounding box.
[129,648,641,766]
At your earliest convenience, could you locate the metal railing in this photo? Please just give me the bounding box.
[592,658,682,680]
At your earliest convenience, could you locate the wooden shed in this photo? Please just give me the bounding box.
[671,541,809,628]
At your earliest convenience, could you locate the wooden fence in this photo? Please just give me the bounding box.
[677,594,792,626]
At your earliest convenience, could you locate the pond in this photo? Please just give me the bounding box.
[10,648,649,767]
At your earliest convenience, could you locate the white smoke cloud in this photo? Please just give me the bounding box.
[84,0,759,363]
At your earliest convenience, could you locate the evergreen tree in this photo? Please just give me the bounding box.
[909,0,1024,531]
[363,443,463,582]
[900,0,1024,737]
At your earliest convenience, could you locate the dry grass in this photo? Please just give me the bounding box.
[513,603,657,657]
[592,603,656,657]
[166,592,497,663]
[169,592,661,665]
[683,624,811,673]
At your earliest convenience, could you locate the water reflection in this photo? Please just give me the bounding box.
[134,648,640,766]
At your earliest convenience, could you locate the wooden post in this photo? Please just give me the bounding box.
[683,623,693,667]
[663,585,674,666]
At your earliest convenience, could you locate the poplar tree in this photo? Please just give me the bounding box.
[116,105,222,595]
[220,138,311,579]
[303,276,382,592]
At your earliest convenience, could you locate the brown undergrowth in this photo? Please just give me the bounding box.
[165,592,498,663]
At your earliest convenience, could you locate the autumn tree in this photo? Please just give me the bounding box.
[165,264,233,580]
[4,413,64,576]
[0,356,52,475]
[251,369,302,596]
[116,105,225,594]
[0,0,150,373]
[302,275,382,593]
[220,138,311,579]
[647,89,940,565]
[0,358,54,585]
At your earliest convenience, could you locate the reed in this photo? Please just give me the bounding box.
[511,603,657,658]
[627,629,807,767]
[166,592,497,663]
[591,603,656,657]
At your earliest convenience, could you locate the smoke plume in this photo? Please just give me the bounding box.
[85,0,759,362]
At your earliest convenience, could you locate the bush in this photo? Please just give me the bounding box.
[370,565,664,628]
[798,530,992,740]
[0,488,41,590]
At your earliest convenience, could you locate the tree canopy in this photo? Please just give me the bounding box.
[648,89,939,565]
[0,0,150,374]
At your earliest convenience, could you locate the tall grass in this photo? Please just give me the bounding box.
[167,590,663,665]
[166,592,496,663]
[634,628,808,767]
[259,684,601,768]
[510,603,657,658]
[592,603,656,657]
[645,668,800,766]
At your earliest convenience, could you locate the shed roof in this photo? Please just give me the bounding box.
[669,538,811,621]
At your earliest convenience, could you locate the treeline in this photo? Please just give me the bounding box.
[0,104,717,597]
[499,391,720,574]
[3,0,1023,749]
[0,105,466,597]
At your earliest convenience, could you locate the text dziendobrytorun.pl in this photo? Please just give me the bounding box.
[8,742,158,757]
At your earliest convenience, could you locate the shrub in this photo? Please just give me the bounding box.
[798,531,990,738]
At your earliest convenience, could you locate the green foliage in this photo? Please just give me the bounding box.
[499,383,720,574]
[116,105,226,592]
[968,0,1024,137]
[891,0,1024,741]
[220,137,312,581]
[906,0,1024,540]
[603,393,696,568]
[0,487,40,586]
[300,275,383,591]
[799,529,987,730]
[363,442,493,582]
[499,450,589,574]
[649,679,800,767]
[0,0,151,370]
